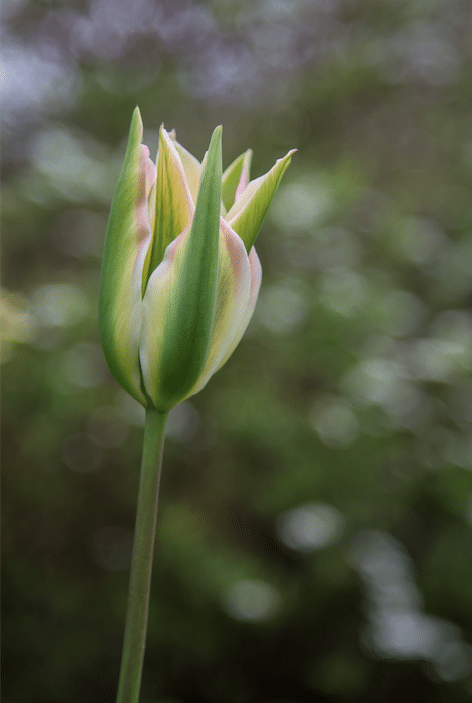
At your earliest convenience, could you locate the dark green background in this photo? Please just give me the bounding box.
[3,0,472,701]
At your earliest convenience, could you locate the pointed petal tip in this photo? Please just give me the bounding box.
[205,125,223,168]
[159,125,175,149]
[131,106,144,138]
[210,125,223,145]
[273,147,297,174]
[241,149,253,172]
[279,148,297,163]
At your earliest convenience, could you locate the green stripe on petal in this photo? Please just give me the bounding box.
[227,149,296,252]
[99,106,151,406]
[142,126,223,411]
[142,126,194,294]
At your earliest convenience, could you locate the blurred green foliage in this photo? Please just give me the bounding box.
[3,0,472,701]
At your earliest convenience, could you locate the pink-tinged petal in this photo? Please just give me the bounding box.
[211,244,262,374]
[137,145,156,247]
[189,218,255,396]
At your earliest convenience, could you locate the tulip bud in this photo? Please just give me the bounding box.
[99,107,295,412]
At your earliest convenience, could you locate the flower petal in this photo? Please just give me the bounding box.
[189,218,258,396]
[139,229,188,411]
[213,243,262,374]
[99,107,152,406]
[142,125,194,294]
[173,140,201,205]
[141,126,223,411]
[227,149,296,252]
[222,149,252,213]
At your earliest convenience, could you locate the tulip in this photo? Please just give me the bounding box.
[100,107,295,412]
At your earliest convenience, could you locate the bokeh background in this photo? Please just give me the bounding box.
[3,0,472,701]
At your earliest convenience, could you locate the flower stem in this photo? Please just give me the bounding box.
[116,408,168,703]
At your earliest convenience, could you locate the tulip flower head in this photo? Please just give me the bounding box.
[99,107,295,412]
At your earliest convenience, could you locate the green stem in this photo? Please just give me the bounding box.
[116,408,168,703]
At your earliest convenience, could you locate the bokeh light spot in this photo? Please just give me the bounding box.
[224,579,280,621]
[257,282,308,334]
[277,502,344,552]
[309,394,359,448]
[31,283,88,328]
[271,176,332,231]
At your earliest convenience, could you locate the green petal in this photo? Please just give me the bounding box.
[142,126,194,294]
[142,126,223,411]
[99,106,149,406]
[222,149,252,212]
[226,149,296,252]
